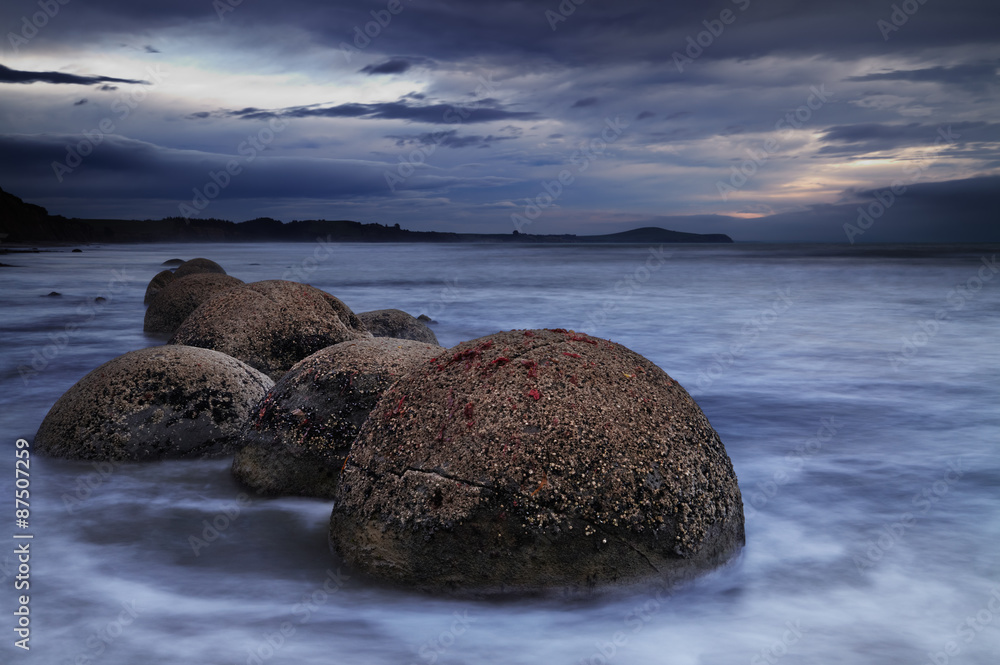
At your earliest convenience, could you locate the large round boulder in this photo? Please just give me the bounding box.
[233,338,442,498]
[330,329,744,595]
[357,309,440,345]
[144,273,245,334]
[144,269,176,304]
[34,345,273,461]
[170,280,370,379]
[173,257,226,279]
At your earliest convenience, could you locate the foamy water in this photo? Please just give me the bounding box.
[1,242,998,664]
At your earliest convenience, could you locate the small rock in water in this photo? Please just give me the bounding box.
[358,309,439,345]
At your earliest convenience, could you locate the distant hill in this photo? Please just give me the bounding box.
[0,187,733,245]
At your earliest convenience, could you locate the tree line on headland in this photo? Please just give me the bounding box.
[0,186,733,245]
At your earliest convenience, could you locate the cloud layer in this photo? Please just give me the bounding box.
[0,0,997,240]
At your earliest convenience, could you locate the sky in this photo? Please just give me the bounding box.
[0,0,998,242]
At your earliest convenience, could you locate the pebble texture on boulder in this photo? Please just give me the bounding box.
[144,269,176,304]
[170,280,370,379]
[330,329,744,594]
[357,309,440,345]
[173,258,226,279]
[34,345,273,461]
[233,338,442,498]
[144,273,245,334]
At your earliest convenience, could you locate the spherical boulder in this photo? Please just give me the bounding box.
[173,257,226,279]
[34,345,273,461]
[170,280,370,379]
[144,269,176,304]
[330,329,744,595]
[233,338,442,498]
[161,258,185,266]
[357,309,440,346]
[144,273,245,334]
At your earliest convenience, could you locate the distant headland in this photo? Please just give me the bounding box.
[0,187,733,245]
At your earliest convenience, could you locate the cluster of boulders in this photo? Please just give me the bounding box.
[34,257,744,595]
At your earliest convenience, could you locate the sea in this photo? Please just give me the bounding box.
[1,241,998,665]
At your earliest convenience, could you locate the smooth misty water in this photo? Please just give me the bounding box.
[1,242,998,665]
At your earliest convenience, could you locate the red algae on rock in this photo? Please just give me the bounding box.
[330,329,745,595]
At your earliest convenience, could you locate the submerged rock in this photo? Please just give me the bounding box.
[357,309,440,345]
[34,345,273,461]
[144,273,245,334]
[233,338,441,498]
[173,257,226,279]
[330,329,744,595]
[170,280,370,379]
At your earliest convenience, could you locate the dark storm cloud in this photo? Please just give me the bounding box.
[0,65,148,86]
[0,133,510,205]
[73,99,88,106]
[846,62,999,89]
[359,58,414,75]
[817,122,999,155]
[223,99,538,124]
[6,1,995,66]
[639,176,1000,243]
[144,45,161,54]
[386,129,516,149]
[1,0,997,238]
